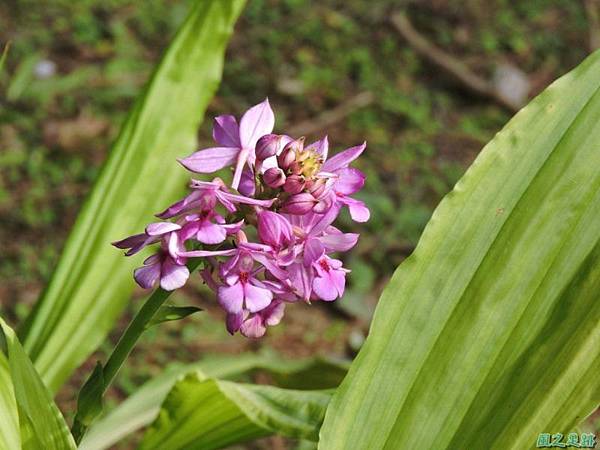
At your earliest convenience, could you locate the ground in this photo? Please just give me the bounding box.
[0,0,598,448]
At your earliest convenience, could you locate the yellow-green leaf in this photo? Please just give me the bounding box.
[319,50,600,449]
[0,318,76,450]
[20,0,246,393]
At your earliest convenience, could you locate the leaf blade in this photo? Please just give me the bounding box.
[319,50,600,450]
[0,318,76,450]
[139,374,331,450]
[20,0,246,393]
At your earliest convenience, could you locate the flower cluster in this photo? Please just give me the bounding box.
[113,99,369,338]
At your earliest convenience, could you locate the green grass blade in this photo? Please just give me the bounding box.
[0,318,76,450]
[20,0,246,393]
[319,50,600,449]
[139,373,332,450]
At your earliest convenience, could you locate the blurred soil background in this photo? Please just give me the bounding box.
[1,0,599,448]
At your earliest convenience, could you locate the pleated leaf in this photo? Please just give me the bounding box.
[139,373,332,450]
[319,50,600,449]
[0,318,76,450]
[19,0,246,393]
[80,354,347,450]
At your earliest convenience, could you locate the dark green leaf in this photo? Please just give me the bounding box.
[147,305,202,329]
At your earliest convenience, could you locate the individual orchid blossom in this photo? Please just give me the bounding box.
[113,100,369,338]
[178,99,275,190]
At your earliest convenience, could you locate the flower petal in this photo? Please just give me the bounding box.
[313,273,339,301]
[134,261,161,289]
[261,300,285,326]
[218,282,244,314]
[306,135,328,160]
[156,190,203,219]
[145,222,181,236]
[212,115,240,148]
[159,258,190,291]
[321,142,366,172]
[319,232,359,252]
[238,166,256,196]
[343,197,370,222]
[244,282,273,312]
[239,98,275,149]
[304,237,325,267]
[195,221,227,245]
[178,147,239,173]
[226,311,246,334]
[180,248,238,258]
[335,167,366,195]
[240,314,266,339]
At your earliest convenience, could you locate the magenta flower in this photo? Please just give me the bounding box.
[218,251,273,314]
[312,256,349,301]
[113,100,369,337]
[178,99,275,191]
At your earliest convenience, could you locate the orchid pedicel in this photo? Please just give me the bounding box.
[113,99,369,338]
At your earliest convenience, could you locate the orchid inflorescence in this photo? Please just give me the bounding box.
[113,99,369,338]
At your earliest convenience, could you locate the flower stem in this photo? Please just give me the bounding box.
[71,258,203,444]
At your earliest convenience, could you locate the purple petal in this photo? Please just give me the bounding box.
[226,311,246,334]
[244,282,273,312]
[218,190,275,208]
[213,115,240,148]
[156,190,203,219]
[258,211,293,248]
[159,258,190,291]
[238,166,256,196]
[240,314,266,339]
[239,98,275,149]
[261,300,285,326]
[134,261,161,289]
[331,269,347,298]
[178,147,239,173]
[218,282,244,313]
[231,147,250,190]
[180,248,237,258]
[145,222,181,236]
[343,197,370,222]
[313,272,341,301]
[319,232,359,252]
[335,167,365,195]
[321,142,366,172]
[252,253,289,280]
[288,262,314,301]
[306,135,328,160]
[195,221,227,245]
[304,237,325,267]
[112,233,153,256]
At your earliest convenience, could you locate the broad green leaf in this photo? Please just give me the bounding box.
[147,305,202,328]
[0,318,76,450]
[0,353,20,450]
[20,0,246,393]
[319,50,600,449]
[80,354,348,450]
[139,373,332,450]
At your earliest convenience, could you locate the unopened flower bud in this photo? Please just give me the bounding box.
[281,192,317,214]
[263,167,286,188]
[277,147,296,171]
[255,134,281,161]
[277,138,304,170]
[283,174,305,194]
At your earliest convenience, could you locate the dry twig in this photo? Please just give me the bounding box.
[390,11,522,112]
[287,91,375,137]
